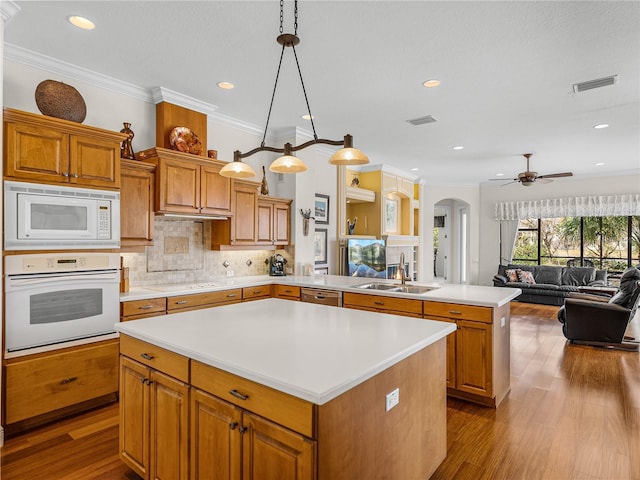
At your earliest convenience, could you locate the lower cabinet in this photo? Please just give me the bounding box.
[191,388,315,480]
[273,284,301,301]
[342,292,423,317]
[119,336,190,480]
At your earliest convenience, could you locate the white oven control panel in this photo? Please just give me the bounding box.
[5,253,120,275]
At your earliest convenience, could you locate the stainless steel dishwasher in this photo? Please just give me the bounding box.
[300,287,342,307]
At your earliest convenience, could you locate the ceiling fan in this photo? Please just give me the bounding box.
[490,154,573,186]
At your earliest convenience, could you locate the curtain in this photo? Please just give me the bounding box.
[499,219,520,265]
[494,194,640,220]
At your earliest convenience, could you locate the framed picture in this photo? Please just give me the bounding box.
[385,198,398,233]
[314,265,329,275]
[314,228,328,264]
[314,193,330,225]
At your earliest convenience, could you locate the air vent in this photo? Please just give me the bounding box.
[407,115,437,126]
[573,75,618,93]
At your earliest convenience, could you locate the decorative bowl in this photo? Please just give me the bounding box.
[169,127,203,155]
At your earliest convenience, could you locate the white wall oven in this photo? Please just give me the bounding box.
[4,253,120,353]
[4,180,120,250]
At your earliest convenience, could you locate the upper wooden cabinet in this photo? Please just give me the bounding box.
[3,108,125,189]
[136,147,233,217]
[120,159,155,249]
[211,180,292,249]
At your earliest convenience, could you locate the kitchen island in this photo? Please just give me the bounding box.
[116,299,456,480]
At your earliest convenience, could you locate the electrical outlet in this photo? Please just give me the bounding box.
[227,270,234,277]
[501,316,506,327]
[385,387,399,412]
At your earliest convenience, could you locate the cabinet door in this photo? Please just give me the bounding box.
[70,134,120,188]
[232,182,259,244]
[455,319,492,397]
[157,158,201,214]
[4,121,70,183]
[273,203,291,245]
[242,412,316,480]
[191,388,243,480]
[150,369,190,480]
[120,357,151,479]
[202,164,233,215]
[256,201,274,244]
[121,161,155,247]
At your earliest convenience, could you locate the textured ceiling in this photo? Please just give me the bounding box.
[4,1,640,186]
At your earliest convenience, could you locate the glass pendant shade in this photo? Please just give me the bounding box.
[269,154,307,173]
[328,147,369,166]
[219,159,256,179]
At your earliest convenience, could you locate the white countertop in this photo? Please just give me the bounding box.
[115,299,456,405]
[121,275,521,307]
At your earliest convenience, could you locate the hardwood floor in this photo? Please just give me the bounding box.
[1,302,638,480]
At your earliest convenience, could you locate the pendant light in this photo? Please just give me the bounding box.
[223,0,368,178]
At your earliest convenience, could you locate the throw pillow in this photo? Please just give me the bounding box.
[517,269,536,284]
[505,269,519,283]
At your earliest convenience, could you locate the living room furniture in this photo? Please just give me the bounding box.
[557,267,640,351]
[493,263,609,306]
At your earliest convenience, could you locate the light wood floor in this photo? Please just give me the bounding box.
[1,302,638,480]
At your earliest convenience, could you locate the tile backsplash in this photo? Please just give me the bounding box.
[122,218,294,287]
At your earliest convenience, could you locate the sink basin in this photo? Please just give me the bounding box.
[355,282,438,294]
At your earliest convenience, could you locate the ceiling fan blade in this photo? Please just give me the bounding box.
[537,172,573,179]
[537,178,553,184]
[488,178,518,181]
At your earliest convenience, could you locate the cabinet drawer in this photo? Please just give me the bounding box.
[191,360,315,438]
[343,292,423,316]
[423,301,492,323]
[120,334,189,382]
[167,288,243,311]
[121,297,167,318]
[5,340,119,424]
[273,284,301,299]
[242,285,272,301]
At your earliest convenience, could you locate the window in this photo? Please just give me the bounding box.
[512,215,640,274]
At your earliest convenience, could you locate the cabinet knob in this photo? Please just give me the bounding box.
[374,301,385,306]
[229,389,249,401]
[238,426,248,434]
[73,173,79,178]
[175,300,189,305]
[62,172,70,177]
[226,293,237,298]
[139,305,154,310]
[229,422,238,430]
[141,353,155,360]
[140,377,153,385]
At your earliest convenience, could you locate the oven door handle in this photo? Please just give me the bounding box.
[6,271,120,287]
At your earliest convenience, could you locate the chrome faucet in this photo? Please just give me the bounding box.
[399,252,409,285]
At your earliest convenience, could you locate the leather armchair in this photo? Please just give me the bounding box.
[558,267,640,351]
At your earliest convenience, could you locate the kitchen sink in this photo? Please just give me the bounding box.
[354,282,438,294]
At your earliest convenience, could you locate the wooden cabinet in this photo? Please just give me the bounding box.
[242,285,273,301]
[121,159,155,249]
[343,291,423,317]
[136,147,233,217]
[3,108,125,189]
[423,301,510,407]
[273,284,301,300]
[119,336,189,480]
[4,339,119,427]
[121,297,167,321]
[191,361,316,480]
[257,197,292,246]
[167,288,242,312]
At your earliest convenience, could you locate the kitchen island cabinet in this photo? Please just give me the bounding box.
[116,299,455,480]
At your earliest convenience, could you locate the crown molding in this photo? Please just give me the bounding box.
[150,86,218,116]
[1,1,20,25]
[5,43,153,102]
[207,110,265,137]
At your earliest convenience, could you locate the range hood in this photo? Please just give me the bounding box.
[155,212,229,220]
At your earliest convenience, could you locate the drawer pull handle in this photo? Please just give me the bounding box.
[140,353,155,360]
[252,290,262,294]
[139,305,154,310]
[60,376,78,385]
[284,289,292,293]
[448,310,462,315]
[316,295,326,299]
[229,422,238,430]
[226,294,237,298]
[175,300,189,305]
[374,301,385,306]
[229,389,249,401]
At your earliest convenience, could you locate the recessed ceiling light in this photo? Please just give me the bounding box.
[593,123,609,129]
[452,146,464,150]
[423,79,441,88]
[68,15,95,30]
[217,82,234,90]
[301,114,313,120]
[496,173,505,177]
[595,162,606,166]
[410,168,419,171]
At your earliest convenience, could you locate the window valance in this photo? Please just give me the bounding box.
[494,194,640,220]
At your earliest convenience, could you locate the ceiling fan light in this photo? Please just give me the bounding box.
[219,159,256,179]
[270,154,307,173]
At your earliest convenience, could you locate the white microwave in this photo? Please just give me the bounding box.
[4,180,120,250]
